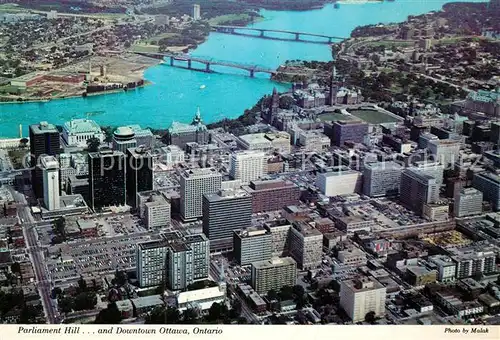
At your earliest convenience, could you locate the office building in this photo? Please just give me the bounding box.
[126,146,153,207]
[41,156,60,211]
[143,192,171,229]
[233,227,272,266]
[400,168,440,216]
[161,145,185,167]
[288,222,323,270]
[166,242,193,290]
[297,130,330,152]
[428,255,457,282]
[339,277,386,323]
[88,149,126,211]
[136,240,170,288]
[410,161,444,185]
[29,121,61,198]
[237,132,291,154]
[66,175,89,203]
[202,189,252,252]
[316,168,362,197]
[184,234,210,281]
[136,232,209,289]
[473,172,500,211]
[242,179,300,213]
[127,124,154,148]
[229,150,266,184]
[193,4,201,20]
[449,246,496,279]
[427,139,461,166]
[62,119,104,147]
[167,109,209,150]
[363,161,403,197]
[251,257,297,295]
[112,126,137,154]
[264,220,291,257]
[180,168,222,221]
[324,120,369,147]
[454,188,483,217]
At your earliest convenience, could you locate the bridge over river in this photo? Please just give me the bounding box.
[211,25,346,44]
[133,51,279,77]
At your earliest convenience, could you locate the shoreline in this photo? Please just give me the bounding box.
[0,80,154,105]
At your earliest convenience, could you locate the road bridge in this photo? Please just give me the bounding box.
[133,51,277,78]
[212,25,346,44]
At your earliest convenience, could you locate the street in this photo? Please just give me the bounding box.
[13,189,61,324]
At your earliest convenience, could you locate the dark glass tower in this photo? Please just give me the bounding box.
[126,146,153,207]
[88,149,126,211]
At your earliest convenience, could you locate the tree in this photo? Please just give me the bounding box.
[19,138,29,147]
[95,303,123,324]
[181,308,199,324]
[77,276,87,293]
[206,302,229,323]
[114,270,128,286]
[52,217,66,241]
[365,311,376,324]
[19,304,43,324]
[58,296,75,314]
[11,262,21,274]
[87,137,101,152]
[267,289,279,301]
[74,292,97,311]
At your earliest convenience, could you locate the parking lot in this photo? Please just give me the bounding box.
[46,232,162,284]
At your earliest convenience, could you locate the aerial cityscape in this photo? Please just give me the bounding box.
[0,0,499,328]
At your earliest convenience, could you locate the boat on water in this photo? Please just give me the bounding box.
[200,85,206,89]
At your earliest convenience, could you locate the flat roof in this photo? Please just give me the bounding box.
[251,257,296,270]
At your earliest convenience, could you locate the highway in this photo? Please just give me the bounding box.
[13,190,61,324]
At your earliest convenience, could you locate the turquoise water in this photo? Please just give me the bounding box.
[0,0,485,137]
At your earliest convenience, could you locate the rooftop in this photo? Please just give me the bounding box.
[63,119,102,134]
[251,257,296,270]
[30,121,58,134]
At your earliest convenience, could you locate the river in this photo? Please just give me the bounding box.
[0,0,485,137]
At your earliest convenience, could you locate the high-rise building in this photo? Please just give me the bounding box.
[251,257,297,295]
[363,161,403,197]
[400,168,440,215]
[142,192,171,229]
[316,168,362,197]
[166,242,193,291]
[136,239,170,288]
[233,227,272,266]
[126,146,153,207]
[264,220,292,257]
[193,4,201,20]
[242,179,300,213]
[184,234,210,281]
[88,149,126,210]
[449,246,496,279]
[473,172,500,211]
[324,120,369,147]
[410,161,444,185]
[229,150,266,184]
[40,155,60,211]
[288,222,323,270]
[180,167,222,221]
[339,277,386,323]
[202,189,252,252]
[29,121,61,198]
[454,188,483,217]
[427,139,461,167]
[136,232,209,289]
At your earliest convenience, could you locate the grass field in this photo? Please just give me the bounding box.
[348,109,399,124]
[129,44,160,53]
[318,112,353,122]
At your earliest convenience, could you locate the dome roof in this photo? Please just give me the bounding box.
[114,126,135,138]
